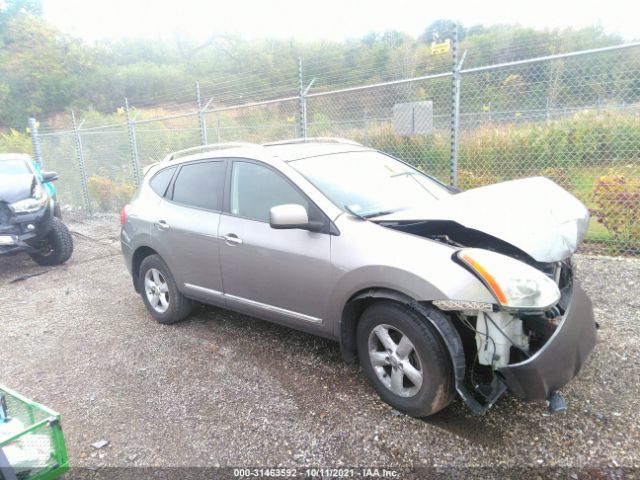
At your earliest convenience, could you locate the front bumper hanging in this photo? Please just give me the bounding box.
[497,282,597,401]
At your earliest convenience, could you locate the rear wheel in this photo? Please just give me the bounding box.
[29,217,73,266]
[357,302,454,417]
[138,254,193,324]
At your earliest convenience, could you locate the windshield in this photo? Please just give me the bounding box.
[0,159,32,176]
[290,151,451,217]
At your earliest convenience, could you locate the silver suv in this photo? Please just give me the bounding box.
[120,139,596,417]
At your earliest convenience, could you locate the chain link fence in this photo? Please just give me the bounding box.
[31,41,640,256]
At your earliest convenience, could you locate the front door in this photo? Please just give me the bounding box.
[218,160,332,331]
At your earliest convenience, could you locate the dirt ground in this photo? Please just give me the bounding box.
[1,215,639,478]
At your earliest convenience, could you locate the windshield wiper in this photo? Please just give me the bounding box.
[343,206,398,220]
[360,209,400,219]
[390,171,420,178]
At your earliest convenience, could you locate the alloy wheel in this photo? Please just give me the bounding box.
[368,324,423,397]
[144,268,170,313]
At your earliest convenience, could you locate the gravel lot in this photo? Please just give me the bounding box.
[1,215,639,477]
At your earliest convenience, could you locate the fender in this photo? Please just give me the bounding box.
[341,288,500,413]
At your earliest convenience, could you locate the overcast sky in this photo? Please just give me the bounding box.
[43,0,638,42]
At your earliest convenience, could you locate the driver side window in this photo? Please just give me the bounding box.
[230,161,309,222]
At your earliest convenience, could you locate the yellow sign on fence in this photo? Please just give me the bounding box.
[431,39,451,55]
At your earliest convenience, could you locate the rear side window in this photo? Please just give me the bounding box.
[172,161,225,211]
[149,167,176,197]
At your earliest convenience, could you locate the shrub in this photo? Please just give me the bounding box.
[0,129,31,153]
[115,182,136,204]
[591,170,640,254]
[87,176,135,212]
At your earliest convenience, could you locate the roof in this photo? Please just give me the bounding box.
[263,142,372,162]
[156,138,374,168]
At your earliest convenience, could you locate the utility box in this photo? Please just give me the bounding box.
[393,101,433,136]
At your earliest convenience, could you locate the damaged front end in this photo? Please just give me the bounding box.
[499,286,596,402]
[375,177,590,263]
[0,196,54,257]
[434,258,596,413]
[373,177,596,412]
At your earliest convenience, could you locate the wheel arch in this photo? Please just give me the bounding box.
[339,287,416,364]
[339,287,488,414]
[131,245,159,292]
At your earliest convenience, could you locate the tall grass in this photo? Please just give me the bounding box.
[357,109,640,253]
[361,109,640,183]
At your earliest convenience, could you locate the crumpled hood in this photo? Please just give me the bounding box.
[377,177,590,262]
[0,174,36,204]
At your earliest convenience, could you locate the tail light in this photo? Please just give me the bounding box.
[120,204,131,225]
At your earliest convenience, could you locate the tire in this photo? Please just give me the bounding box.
[357,302,455,417]
[29,217,73,266]
[138,254,193,324]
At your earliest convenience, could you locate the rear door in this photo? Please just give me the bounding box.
[151,159,227,304]
[218,159,332,332]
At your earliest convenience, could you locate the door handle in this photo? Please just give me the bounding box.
[154,220,170,230]
[220,234,243,246]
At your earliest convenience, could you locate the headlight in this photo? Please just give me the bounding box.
[457,248,560,310]
[10,184,48,214]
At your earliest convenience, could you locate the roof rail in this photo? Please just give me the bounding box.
[162,142,260,162]
[263,137,363,147]
[142,162,159,176]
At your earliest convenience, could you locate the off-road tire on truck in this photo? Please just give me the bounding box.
[357,302,455,417]
[29,217,74,266]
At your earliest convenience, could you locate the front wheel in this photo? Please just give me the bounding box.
[29,217,73,266]
[138,254,193,324]
[357,302,455,417]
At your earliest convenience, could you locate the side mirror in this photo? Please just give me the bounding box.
[41,171,59,183]
[269,204,310,230]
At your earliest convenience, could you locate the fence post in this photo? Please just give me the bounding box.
[71,110,92,215]
[27,117,43,167]
[450,25,459,187]
[449,25,466,188]
[196,82,208,145]
[297,58,316,141]
[125,98,142,187]
[298,57,306,139]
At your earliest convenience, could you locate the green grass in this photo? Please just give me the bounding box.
[570,166,611,243]
[585,218,611,242]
